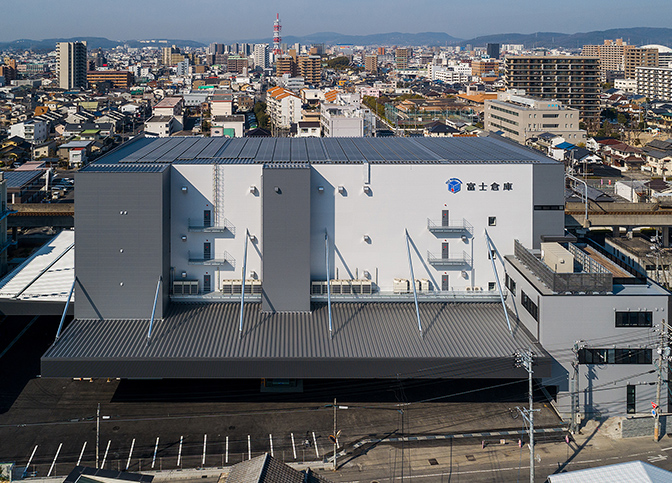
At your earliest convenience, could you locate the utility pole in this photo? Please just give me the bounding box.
[570,341,584,434]
[333,398,337,471]
[96,403,100,469]
[515,350,539,483]
[655,320,668,441]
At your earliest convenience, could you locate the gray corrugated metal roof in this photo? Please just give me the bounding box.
[90,136,558,166]
[81,164,168,173]
[44,302,543,362]
[4,170,43,188]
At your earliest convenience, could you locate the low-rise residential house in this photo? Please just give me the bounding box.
[211,114,245,137]
[32,140,57,159]
[63,122,114,138]
[210,92,233,117]
[9,119,48,143]
[602,142,645,170]
[424,120,459,137]
[57,140,92,166]
[153,97,184,130]
[144,115,179,137]
[643,138,672,175]
[294,121,321,137]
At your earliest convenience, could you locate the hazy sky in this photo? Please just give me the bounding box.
[2,0,671,43]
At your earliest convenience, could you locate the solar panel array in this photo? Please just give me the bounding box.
[86,135,555,172]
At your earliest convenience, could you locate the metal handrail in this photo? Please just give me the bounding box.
[187,217,236,234]
[427,218,474,235]
[514,240,612,293]
[427,250,472,266]
[188,250,236,267]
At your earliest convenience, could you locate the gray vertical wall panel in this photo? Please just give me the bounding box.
[532,163,565,248]
[261,166,311,312]
[75,169,170,319]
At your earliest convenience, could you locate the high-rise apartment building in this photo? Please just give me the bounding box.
[505,55,600,121]
[636,66,672,101]
[227,56,248,74]
[582,39,627,82]
[297,55,321,85]
[56,41,87,90]
[471,60,498,78]
[396,48,410,70]
[1,57,17,82]
[365,54,378,74]
[275,55,297,77]
[209,43,226,55]
[253,44,269,69]
[161,46,184,66]
[624,46,659,80]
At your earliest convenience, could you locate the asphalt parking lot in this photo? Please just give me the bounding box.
[0,315,562,478]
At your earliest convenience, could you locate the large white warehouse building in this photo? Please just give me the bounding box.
[40,135,669,419]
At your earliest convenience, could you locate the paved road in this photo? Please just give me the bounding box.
[323,424,672,482]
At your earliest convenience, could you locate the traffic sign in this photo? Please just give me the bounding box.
[652,409,657,417]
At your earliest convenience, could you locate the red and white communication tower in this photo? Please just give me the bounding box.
[273,13,282,56]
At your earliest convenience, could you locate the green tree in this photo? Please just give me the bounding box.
[325,56,351,70]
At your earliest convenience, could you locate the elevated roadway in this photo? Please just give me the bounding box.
[7,203,74,228]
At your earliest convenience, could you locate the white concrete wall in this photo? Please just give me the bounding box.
[170,164,263,289]
[171,162,537,293]
[309,163,534,292]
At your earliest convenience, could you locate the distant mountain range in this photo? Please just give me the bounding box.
[1,27,671,52]
[261,31,462,46]
[463,27,672,49]
[232,27,672,48]
[0,37,206,51]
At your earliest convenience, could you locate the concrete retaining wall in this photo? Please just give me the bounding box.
[621,415,667,438]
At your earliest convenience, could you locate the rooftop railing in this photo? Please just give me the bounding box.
[514,239,612,293]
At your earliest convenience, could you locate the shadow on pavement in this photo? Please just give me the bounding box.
[551,419,605,474]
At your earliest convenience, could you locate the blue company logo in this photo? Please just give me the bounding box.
[446,178,462,194]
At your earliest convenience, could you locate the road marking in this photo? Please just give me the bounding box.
[648,454,668,463]
[101,440,110,469]
[151,437,159,469]
[291,433,297,460]
[126,438,135,470]
[24,445,38,477]
[47,443,62,477]
[312,431,320,459]
[77,442,86,466]
[177,435,183,467]
[662,446,672,451]
[202,434,207,467]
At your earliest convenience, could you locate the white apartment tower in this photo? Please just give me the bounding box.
[57,41,88,90]
[254,44,269,70]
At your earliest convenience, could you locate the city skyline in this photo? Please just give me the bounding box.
[2,0,671,44]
